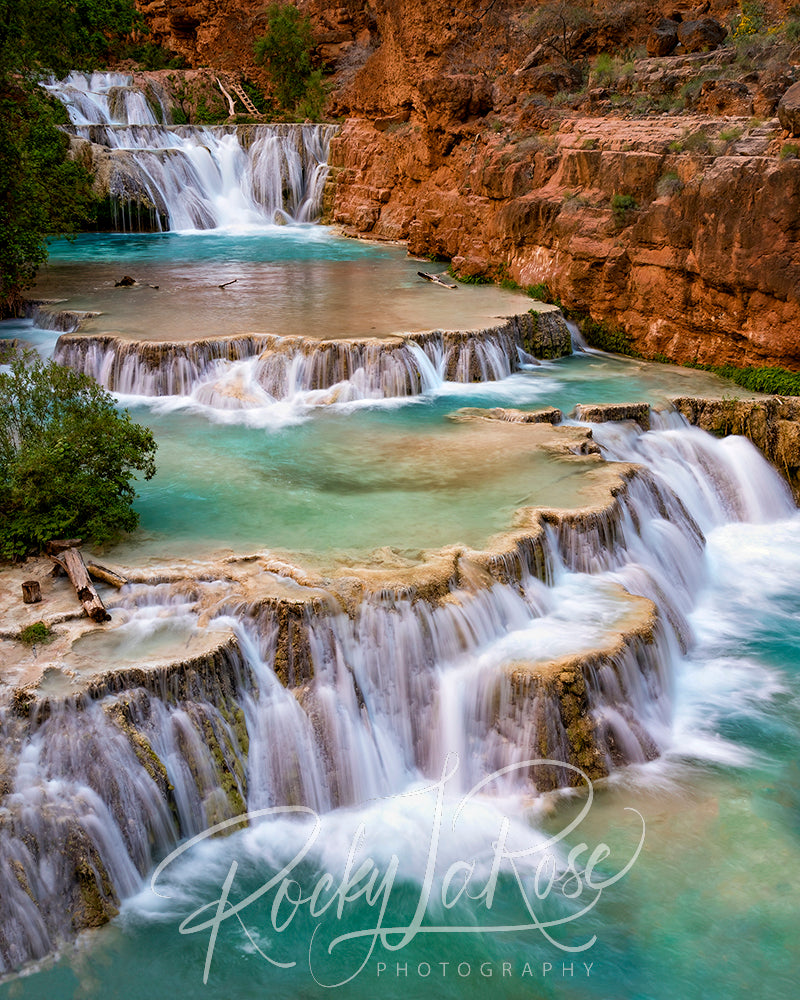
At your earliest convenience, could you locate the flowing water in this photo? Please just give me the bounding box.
[45,72,335,230]
[0,73,797,1000]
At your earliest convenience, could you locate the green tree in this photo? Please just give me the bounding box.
[0,355,157,558]
[0,0,142,80]
[254,3,323,113]
[0,0,141,314]
[0,88,97,308]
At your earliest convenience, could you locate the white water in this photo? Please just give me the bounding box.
[1,414,793,974]
[45,72,336,230]
[52,323,540,416]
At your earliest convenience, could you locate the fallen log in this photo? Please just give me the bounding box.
[49,547,111,623]
[86,562,128,589]
[417,271,457,289]
[46,538,83,555]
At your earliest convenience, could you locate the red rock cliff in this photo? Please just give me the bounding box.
[135,0,800,368]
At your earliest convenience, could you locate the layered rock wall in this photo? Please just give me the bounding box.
[329,116,800,368]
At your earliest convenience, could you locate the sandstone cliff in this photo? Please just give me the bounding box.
[129,0,800,369]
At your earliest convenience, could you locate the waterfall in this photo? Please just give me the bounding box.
[1,411,793,974]
[52,313,573,405]
[45,72,337,231]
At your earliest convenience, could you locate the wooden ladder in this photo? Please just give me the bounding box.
[230,81,261,117]
[217,77,263,118]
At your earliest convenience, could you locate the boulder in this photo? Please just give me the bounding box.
[647,19,680,57]
[754,70,795,118]
[778,80,800,136]
[677,18,726,52]
[450,255,489,279]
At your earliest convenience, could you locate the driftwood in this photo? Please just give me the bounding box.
[46,538,83,555]
[417,271,457,289]
[22,580,41,604]
[216,76,237,117]
[48,546,110,623]
[219,278,238,289]
[86,562,128,589]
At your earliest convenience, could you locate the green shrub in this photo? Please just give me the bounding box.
[573,315,640,356]
[0,0,141,311]
[0,355,157,559]
[254,3,322,116]
[720,126,744,142]
[669,130,713,155]
[688,363,800,395]
[780,142,799,160]
[116,41,186,70]
[18,621,52,645]
[450,268,491,285]
[785,18,800,41]
[611,193,637,223]
[296,69,327,121]
[732,0,766,38]
[526,282,553,301]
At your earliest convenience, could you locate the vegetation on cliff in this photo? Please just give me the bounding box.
[253,2,326,119]
[0,355,157,559]
[0,0,140,313]
[688,363,800,396]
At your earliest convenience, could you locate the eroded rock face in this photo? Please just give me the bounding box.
[778,81,800,137]
[330,116,800,368]
[124,2,799,370]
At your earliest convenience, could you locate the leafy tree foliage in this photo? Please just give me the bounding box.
[0,0,141,312]
[0,0,142,80]
[254,3,325,115]
[0,356,157,558]
[0,88,96,306]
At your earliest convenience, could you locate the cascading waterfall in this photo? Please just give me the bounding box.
[44,72,336,231]
[1,412,793,975]
[51,312,570,406]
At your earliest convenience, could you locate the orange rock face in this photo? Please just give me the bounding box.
[134,0,800,369]
[330,115,800,368]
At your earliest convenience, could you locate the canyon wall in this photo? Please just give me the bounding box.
[328,113,800,368]
[132,0,800,368]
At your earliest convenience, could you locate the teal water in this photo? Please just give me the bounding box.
[44,230,396,266]
[110,352,742,562]
[114,406,595,563]
[33,232,536,340]
[2,232,797,999]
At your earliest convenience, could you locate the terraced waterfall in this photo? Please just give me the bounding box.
[46,72,335,230]
[0,73,798,1000]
